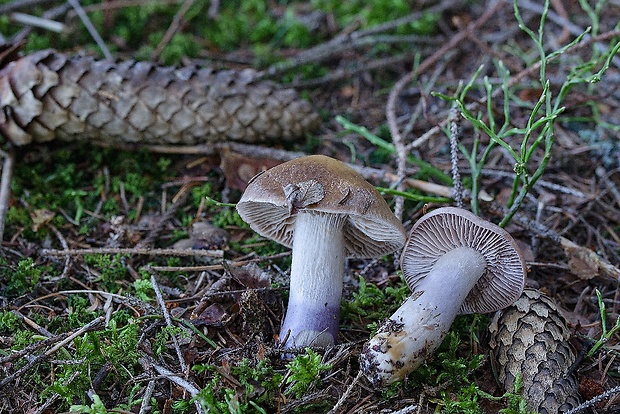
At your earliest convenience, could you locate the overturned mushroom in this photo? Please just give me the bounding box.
[360,207,526,386]
[236,155,405,348]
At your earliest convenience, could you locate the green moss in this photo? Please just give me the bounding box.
[83,254,129,293]
[0,311,20,333]
[0,257,43,298]
[43,317,140,407]
[285,348,332,398]
[66,295,102,329]
[311,0,438,33]
[341,274,409,331]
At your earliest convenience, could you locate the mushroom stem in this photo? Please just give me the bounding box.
[280,211,346,348]
[360,247,485,386]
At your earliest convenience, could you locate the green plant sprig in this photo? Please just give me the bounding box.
[434,0,618,226]
[377,186,451,204]
[336,115,452,184]
[587,289,620,357]
[205,196,237,208]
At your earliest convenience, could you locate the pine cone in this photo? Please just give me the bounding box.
[489,288,581,413]
[0,49,320,146]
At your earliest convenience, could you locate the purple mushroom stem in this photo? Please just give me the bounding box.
[280,212,346,347]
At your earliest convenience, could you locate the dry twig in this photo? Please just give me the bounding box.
[150,275,188,374]
[151,0,196,61]
[40,246,223,257]
[0,148,14,243]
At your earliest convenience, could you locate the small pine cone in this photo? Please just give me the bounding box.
[0,49,320,146]
[489,288,581,413]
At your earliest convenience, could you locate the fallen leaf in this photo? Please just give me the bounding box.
[30,209,55,232]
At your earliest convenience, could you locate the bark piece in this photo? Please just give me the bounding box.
[489,288,581,413]
[0,49,320,146]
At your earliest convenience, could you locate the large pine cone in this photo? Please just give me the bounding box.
[0,49,320,146]
[489,288,581,413]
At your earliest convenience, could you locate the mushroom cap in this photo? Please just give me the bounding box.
[236,155,406,258]
[401,207,526,314]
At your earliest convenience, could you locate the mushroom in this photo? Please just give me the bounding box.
[236,155,405,348]
[360,207,526,386]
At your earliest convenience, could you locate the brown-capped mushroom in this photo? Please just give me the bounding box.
[360,207,526,386]
[236,155,405,348]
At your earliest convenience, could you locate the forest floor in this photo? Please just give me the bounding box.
[0,0,620,413]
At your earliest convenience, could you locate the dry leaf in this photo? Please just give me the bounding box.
[30,209,55,232]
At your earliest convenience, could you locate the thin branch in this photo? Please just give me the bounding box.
[150,361,200,395]
[290,53,415,88]
[40,247,224,258]
[327,371,363,414]
[139,380,156,414]
[151,275,188,374]
[0,148,15,243]
[0,0,57,14]
[151,0,196,61]
[564,384,620,414]
[67,0,112,60]
[143,251,291,273]
[449,107,464,208]
[0,328,66,364]
[9,12,65,32]
[149,359,206,414]
[79,0,185,13]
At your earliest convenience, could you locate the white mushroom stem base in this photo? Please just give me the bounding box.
[360,247,486,386]
[280,211,346,348]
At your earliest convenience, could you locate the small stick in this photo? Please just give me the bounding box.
[564,384,620,414]
[389,406,419,414]
[387,69,411,219]
[48,224,72,279]
[150,362,200,395]
[0,0,55,14]
[10,12,65,32]
[263,0,455,78]
[138,380,156,414]
[144,251,292,273]
[151,0,196,61]
[207,0,219,18]
[151,275,187,374]
[40,247,224,258]
[79,0,185,13]
[149,360,206,414]
[0,330,67,364]
[449,107,464,208]
[67,0,112,60]
[12,310,53,337]
[327,371,363,414]
[0,148,15,243]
